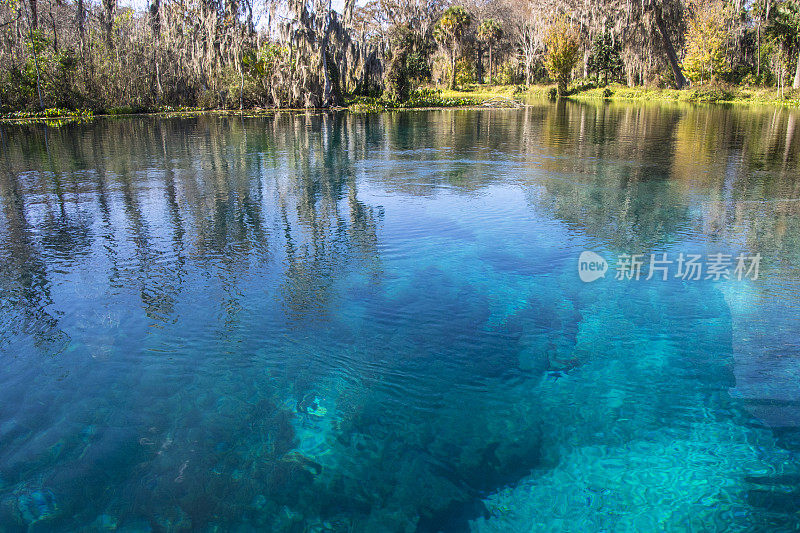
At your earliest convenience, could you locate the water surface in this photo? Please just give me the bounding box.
[1,102,800,531]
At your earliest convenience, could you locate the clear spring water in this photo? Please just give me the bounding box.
[1,102,800,531]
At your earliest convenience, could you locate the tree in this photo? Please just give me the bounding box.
[385,25,414,101]
[101,0,116,48]
[682,0,731,84]
[767,0,800,91]
[544,15,580,97]
[587,32,623,85]
[576,0,690,89]
[651,0,689,89]
[778,1,800,88]
[508,0,542,86]
[433,6,472,90]
[477,18,502,83]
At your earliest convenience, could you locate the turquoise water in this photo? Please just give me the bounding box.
[1,102,799,531]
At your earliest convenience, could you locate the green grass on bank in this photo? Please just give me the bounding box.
[346,88,483,112]
[438,82,800,108]
[347,85,538,112]
[4,83,799,124]
[569,84,800,107]
[0,105,270,124]
[0,108,95,125]
[439,84,525,100]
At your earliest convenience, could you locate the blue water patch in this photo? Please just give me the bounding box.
[0,104,799,530]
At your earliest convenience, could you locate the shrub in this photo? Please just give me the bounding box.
[682,0,732,84]
[685,85,735,102]
[107,106,135,115]
[544,16,580,97]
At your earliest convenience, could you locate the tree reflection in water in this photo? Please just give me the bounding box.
[0,102,799,530]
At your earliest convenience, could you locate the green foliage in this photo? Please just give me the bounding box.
[587,33,623,85]
[155,105,203,114]
[215,43,293,109]
[455,59,476,87]
[433,7,472,44]
[560,83,800,107]
[496,64,523,85]
[243,43,289,80]
[346,96,389,113]
[477,18,503,83]
[686,85,735,102]
[2,0,799,112]
[400,88,480,108]
[384,22,436,101]
[0,108,93,124]
[434,6,472,90]
[385,57,410,102]
[345,88,481,111]
[477,19,503,45]
[106,106,143,115]
[766,1,800,91]
[23,28,49,56]
[385,26,414,102]
[3,29,82,110]
[768,0,800,50]
[406,52,432,84]
[682,0,732,84]
[544,16,581,97]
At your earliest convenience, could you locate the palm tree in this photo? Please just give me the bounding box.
[477,19,503,83]
[433,6,472,90]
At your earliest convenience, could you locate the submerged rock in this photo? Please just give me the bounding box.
[281,451,323,476]
[16,488,58,525]
[297,394,328,418]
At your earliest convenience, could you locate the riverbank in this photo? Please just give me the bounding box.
[3,83,799,125]
[565,84,800,107]
[445,83,800,108]
[349,82,800,108]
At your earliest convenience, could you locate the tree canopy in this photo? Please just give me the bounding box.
[2,0,800,111]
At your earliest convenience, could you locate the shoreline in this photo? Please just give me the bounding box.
[563,84,800,108]
[2,84,799,124]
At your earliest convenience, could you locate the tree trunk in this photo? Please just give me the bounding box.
[794,45,800,89]
[149,0,160,35]
[756,10,762,78]
[450,53,456,90]
[583,48,590,78]
[156,60,163,101]
[488,45,493,83]
[102,0,116,48]
[77,0,85,45]
[322,49,333,106]
[525,57,531,85]
[557,75,567,97]
[30,0,37,29]
[476,45,483,84]
[654,6,687,89]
